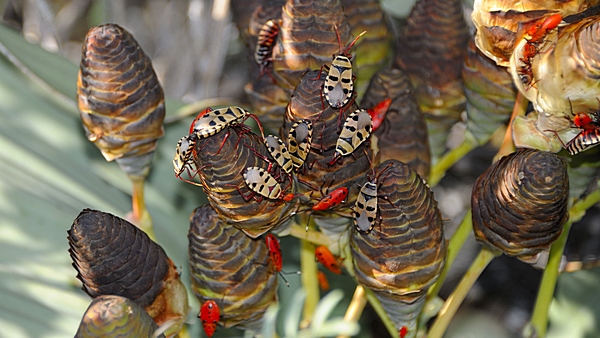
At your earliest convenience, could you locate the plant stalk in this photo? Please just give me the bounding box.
[428,247,499,338]
[337,286,367,338]
[427,209,473,301]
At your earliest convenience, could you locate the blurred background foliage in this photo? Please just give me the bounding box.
[0,0,599,337]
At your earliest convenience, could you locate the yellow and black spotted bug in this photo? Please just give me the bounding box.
[242,167,295,202]
[330,109,372,165]
[566,129,600,155]
[322,27,366,109]
[191,106,265,139]
[288,119,313,171]
[264,135,293,174]
[255,19,281,77]
[173,134,199,182]
[353,162,395,234]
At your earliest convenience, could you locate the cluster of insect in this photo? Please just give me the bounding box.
[173,27,402,337]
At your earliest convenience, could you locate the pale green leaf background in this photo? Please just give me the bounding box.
[0,23,203,337]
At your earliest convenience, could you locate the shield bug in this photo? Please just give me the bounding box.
[288,119,313,171]
[353,162,395,234]
[190,106,265,139]
[255,19,281,78]
[367,97,392,132]
[173,134,198,178]
[330,109,372,165]
[242,167,295,202]
[315,245,343,274]
[199,300,220,338]
[264,135,293,174]
[566,129,600,155]
[322,27,366,109]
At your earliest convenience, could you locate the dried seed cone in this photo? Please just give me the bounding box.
[68,209,189,335]
[75,295,164,338]
[244,76,290,133]
[471,148,569,262]
[77,24,165,178]
[189,205,278,331]
[272,0,353,90]
[463,38,516,145]
[361,67,431,179]
[244,1,289,132]
[396,0,469,159]
[350,160,446,335]
[194,125,296,238]
[342,0,394,99]
[282,70,371,210]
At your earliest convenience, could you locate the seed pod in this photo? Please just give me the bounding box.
[282,70,371,209]
[350,160,446,337]
[272,0,353,90]
[342,0,394,100]
[395,0,469,159]
[77,24,165,178]
[75,295,164,338]
[68,209,189,336]
[361,66,431,179]
[463,38,517,146]
[471,0,596,66]
[509,14,600,151]
[193,124,296,238]
[188,205,278,332]
[471,148,569,263]
[244,77,290,133]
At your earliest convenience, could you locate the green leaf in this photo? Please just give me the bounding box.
[0,23,205,337]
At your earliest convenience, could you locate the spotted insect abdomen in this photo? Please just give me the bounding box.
[335,109,373,158]
[192,106,249,138]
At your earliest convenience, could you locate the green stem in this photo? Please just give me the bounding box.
[427,209,473,301]
[528,187,600,336]
[527,220,572,338]
[428,247,500,338]
[429,140,477,187]
[338,286,367,338]
[363,287,399,338]
[289,224,332,247]
[299,215,320,328]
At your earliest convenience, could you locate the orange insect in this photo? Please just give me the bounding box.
[367,97,392,132]
[317,271,330,291]
[315,245,342,274]
[312,187,348,211]
[527,13,562,44]
[199,300,220,338]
